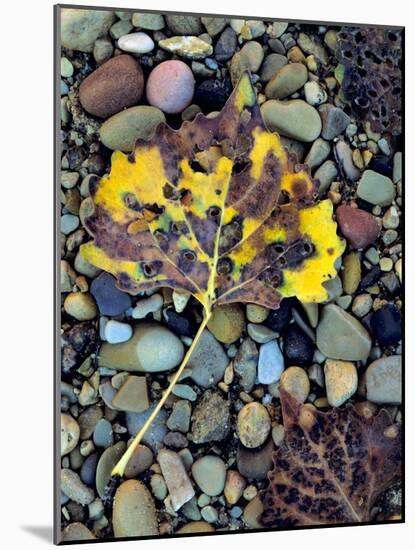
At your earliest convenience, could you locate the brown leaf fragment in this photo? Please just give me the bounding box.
[260,389,402,527]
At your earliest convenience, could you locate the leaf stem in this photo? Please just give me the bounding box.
[111,306,212,478]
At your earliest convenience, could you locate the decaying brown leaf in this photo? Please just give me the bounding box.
[260,389,402,527]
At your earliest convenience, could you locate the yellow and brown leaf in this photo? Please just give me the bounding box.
[80,72,345,312]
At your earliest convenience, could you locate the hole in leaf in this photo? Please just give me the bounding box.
[124,193,140,211]
[232,159,251,176]
[217,257,233,275]
[208,206,221,219]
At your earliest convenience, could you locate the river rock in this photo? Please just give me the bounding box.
[165,15,203,35]
[190,391,230,443]
[258,340,284,384]
[192,456,227,496]
[357,170,396,206]
[146,60,195,114]
[90,272,131,315]
[233,337,258,391]
[207,304,245,344]
[159,36,213,59]
[111,375,149,412]
[237,402,271,448]
[305,138,330,170]
[132,12,165,30]
[189,329,229,387]
[158,449,195,510]
[262,99,321,142]
[61,523,96,541]
[61,469,94,505]
[260,53,288,82]
[61,413,80,456]
[79,55,144,119]
[265,63,308,99]
[365,355,401,404]
[336,204,381,249]
[61,8,115,52]
[113,479,158,537]
[64,292,97,321]
[279,366,310,402]
[124,444,153,478]
[370,304,402,346]
[214,27,237,62]
[236,438,274,480]
[319,104,350,140]
[324,359,358,406]
[118,32,154,54]
[126,404,167,451]
[177,521,214,534]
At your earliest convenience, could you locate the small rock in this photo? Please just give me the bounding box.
[214,27,237,62]
[113,479,158,537]
[61,523,96,542]
[319,104,350,140]
[393,152,402,183]
[365,355,401,404]
[167,400,192,433]
[90,273,131,316]
[316,304,371,361]
[282,324,314,366]
[247,323,277,344]
[258,340,284,384]
[61,469,95,505]
[232,41,264,82]
[370,304,402,346]
[236,438,274,480]
[265,63,308,99]
[64,292,97,321]
[190,391,230,443]
[315,160,338,194]
[165,15,203,35]
[246,304,269,323]
[172,384,197,401]
[93,418,113,448]
[110,19,133,39]
[304,80,327,106]
[237,402,271,448]
[260,54,288,82]
[324,359,358,407]
[159,36,213,59]
[158,449,195,511]
[265,299,294,331]
[357,170,396,206]
[279,366,310,402]
[172,290,191,313]
[100,106,166,152]
[61,214,79,235]
[61,413,80,456]
[80,452,99,486]
[243,496,264,528]
[176,521,214,534]
[297,32,328,64]
[104,320,133,344]
[201,505,218,523]
[150,473,168,500]
[207,304,245,344]
[79,55,144,119]
[93,37,113,64]
[336,204,381,249]
[305,138,330,170]
[124,444,153,478]
[335,140,361,182]
[118,32,154,54]
[302,302,319,328]
[201,16,227,36]
[194,78,232,111]
[192,456,227,496]
[233,337,258,391]
[99,323,184,372]
[78,405,103,439]
[111,375,149,413]
[224,470,246,505]
[352,294,373,317]
[262,99,321,142]
[146,60,195,114]
[126,404,167,451]
[132,294,164,319]
[189,330,229,387]
[342,252,361,294]
[271,424,285,446]
[132,12,165,30]
[382,206,400,229]
[61,57,74,78]
[61,8,115,52]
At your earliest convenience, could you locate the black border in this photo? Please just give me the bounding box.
[54,4,405,545]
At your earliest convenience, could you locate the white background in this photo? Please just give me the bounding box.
[1,0,412,547]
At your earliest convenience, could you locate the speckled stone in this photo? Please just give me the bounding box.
[365,355,401,404]
[113,480,158,537]
[207,304,245,344]
[324,359,358,407]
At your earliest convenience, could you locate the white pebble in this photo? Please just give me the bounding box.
[132,294,163,319]
[104,320,133,344]
[173,290,191,313]
[118,32,154,54]
[258,340,284,384]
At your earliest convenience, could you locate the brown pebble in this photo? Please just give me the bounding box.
[336,204,381,249]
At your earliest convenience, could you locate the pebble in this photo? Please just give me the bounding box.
[380,257,393,272]
[365,355,401,404]
[194,78,232,111]
[90,273,131,315]
[132,294,164,319]
[150,473,168,500]
[172,290,191,313]
[324,359,358,407]
[61,468,95,505]
[336,204,381,249]
[172,384,197,401]
[265,63,308,99]
[207,304,245,344]
[80,452,99,487]
[61,57,74,78]
[258,340,284,384]
[78,405,102,439]
[279,366,310,402]
[79,55,144,119]
[113,479,158,537]
[126,405,167,451]
[282,324,314,366]
[266,298,294,331]
[61,213,79,235]
[304,80,327,106]
[159,36,213,59]
[342,252,361,294]
[110,19,133,39]
[201,16,227,36]
[305,138,330,171]
[319,104,350,140]
[269,21,288,38]
[118,31,154,54]
[302,303,319,328]
[247,323,277,344]
[158,449,195,511]
[111,375,149,412]
[246,304,269,324]
[104,320,132,344]
[370,304,402,346]
[383,206,400,229]
[236,438,274,480]
[61,413,80,456]
[64,292,97,321]
[271,424,285,446]
[93,37,113,64]
[167,400,192,433]
[315,160,338,194]
[100,105,166,152]
[146,60,195,114]
[61,523,96,541]
[177,521,214,534]
[124,444,153,478]
[393,152,402,183]
[99,323,184,373]
[316,304,371,361]
[165,15,203,35]
[260,54,288,82]
[243,496,264,528]
[132,12,164,30]
[224,470,246,505]
[352,294,373,317]
[297,32,328,64]
[262,99,322,142]
[190,390,230,443]
[93,418,113,448]
[189,329,229,387]
[357,170,396,206]
[335,140,361,181]
[230,41,264,84]
[191,456,227,496]
[237,402,271,448]
[201,505,218,523]
[61,8,115,52]
[233,337,258,391]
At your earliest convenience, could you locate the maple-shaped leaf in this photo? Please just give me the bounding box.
[260,389,402,527]
[80,72,345,314]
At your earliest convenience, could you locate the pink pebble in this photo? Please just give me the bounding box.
[146,60,195,114]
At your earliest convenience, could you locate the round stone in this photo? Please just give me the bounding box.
[246,304,269,323]
[258,340,284,384]
[113,479,158,537]
[357,170,396,206]
[79,55,144,119]
[282,324,314,367]
[146,60,195,114]
[260,53,288,82]
[207,304,245,344]
[324,359,358,407]
[118,32,154,54]
[190,391,230,444]
[214,27,237,62]
[100,105,166,152]
[279,366,310,402]
[61,57,74,78]
[237,402,271,448]
[132,294,164,319]
[124,444,153,478]
[104,320,133,344]
[265,63,308,99]
[304,80,327,105]
[319,104,350,140]
[191,456,227,496]
[365,355,401,404]
[265,298,294,331]
[236,438,274,480]
[61,413,80,456]
[189,329,229,387]
[64,292,97,321]
[261,99,321,142]
[95,441,127,498]
[165,15,203,35]
[176,521,214,534]
[61,8,115,52]
[93,418,113,448]
[224,470,246,505]
[61,214,79,235]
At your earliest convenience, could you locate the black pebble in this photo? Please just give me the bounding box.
[370,303,402,346]
[80,452,99,486]
[282,324,315,366]
[194,78,232,112]
[165,309,196,337]
[370,155,393,178]
[90,272,132,316]
[265,298,295,332]
[359,266,381,292]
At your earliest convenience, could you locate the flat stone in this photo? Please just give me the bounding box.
[370,304,402,346]
[304,80,327,106]
[247,323,278,344]
[262,99,321,142]
[265,63,308,99]
[176,521,214,534]
[104,320,133,344]
[111,375,149,412]
[357,170,396,206]
[282,324,314,366]
[113,479,158,537]
[192,456,227,496]
[124,444,153,478]
[158,449,195,511]
[336,204,381,250]
[93,418,113,448]
[365,355,401,404]
[189,329,229,387]
[207,304,245,344]
[236,438,274,480]
[190,391,230,443]
[233,337,258,391]
[315,160,338,194]
[61,8,115,52]
[165,15,203,35]
[90,272,131,316]
[167,400,192,433]
[132,12,165,30]
[159,36,213,59]
[118,32,154,54]
[305,138,330,171]
[146,60,195,114]
[316,304,371,361]
[342,253,361,294]
[61,469,95,505]
[224,470,246,505]
[258,340,284,384]
[319,104,350,140]
[246,304,269,323]
[324,359,358,407]
[126,404,167,451]
[279,366,310,402]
